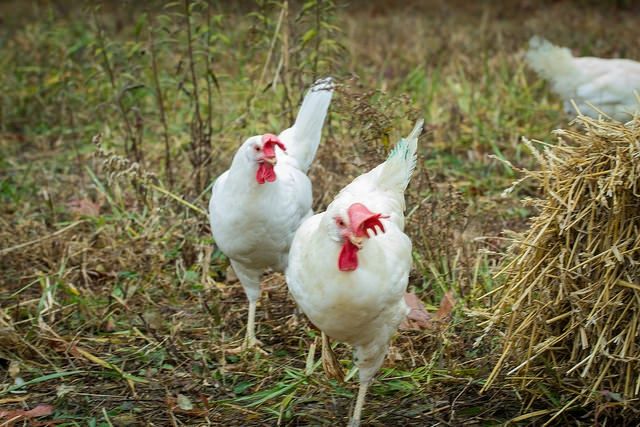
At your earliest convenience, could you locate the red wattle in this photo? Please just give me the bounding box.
[256,163,276,184]
[338,240,359,271]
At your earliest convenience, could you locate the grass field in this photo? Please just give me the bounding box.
[2,1,640,425]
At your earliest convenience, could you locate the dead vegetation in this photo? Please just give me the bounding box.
[1,0,640,425]
[483,115,640,423]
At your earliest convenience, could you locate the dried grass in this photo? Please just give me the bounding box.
[483,114,640,412]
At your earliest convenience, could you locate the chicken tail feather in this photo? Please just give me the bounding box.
[378,118,424,194]
[279,77,334,173]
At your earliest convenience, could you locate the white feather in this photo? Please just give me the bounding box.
[208,78,333,341]
[331,119,423,230]
[285,119,423,415]
[526,36,640,120]
[278,77,334,173]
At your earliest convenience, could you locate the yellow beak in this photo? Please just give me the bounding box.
[263,156,277,165]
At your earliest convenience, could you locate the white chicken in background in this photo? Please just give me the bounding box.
[526,36,640,121]
[209,77,334,349]
[286,119,424,427]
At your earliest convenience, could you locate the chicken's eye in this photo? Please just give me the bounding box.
[336,218,345,227]
[254,146,261,152]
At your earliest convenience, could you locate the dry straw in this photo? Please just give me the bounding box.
[482,114,640,410]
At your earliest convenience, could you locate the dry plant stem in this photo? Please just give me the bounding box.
[147,183,207,217]
[9,3,640,425]
[484,115,640,409]
[184,0,212,192]
[256,2,285,92]
[205,1,214,140]
[184,0,201,129]
[280,1,293,123]
[0,220,85,256]
[93,13,141,162]
[312,0,321,80]
[148,23,173,187]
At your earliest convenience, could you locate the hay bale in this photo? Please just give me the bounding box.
[483,115,640,408]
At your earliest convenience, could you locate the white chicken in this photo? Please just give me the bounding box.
[286,119,424,427]
[209,77,334,349]
[526,36,640,121]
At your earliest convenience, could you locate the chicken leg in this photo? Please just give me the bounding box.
[349,379,371,427]
[349,340,388,426]
[228,260,263,352]
[245,299,257,347]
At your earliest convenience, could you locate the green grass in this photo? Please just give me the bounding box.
[2,0,639,425]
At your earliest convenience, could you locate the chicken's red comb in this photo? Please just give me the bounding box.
[347,203,389,238]
[261,134,286,157]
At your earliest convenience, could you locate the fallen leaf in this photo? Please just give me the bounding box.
[321,332,344,383]
[24,404,54,418]
[400,291,456,330]
[166,395,207,416]
[387,345,403,361]
[433,290,456,321]
[8,361,20,378]
[600,390,623,402]
[177,394,193,411]
[225,266,238,283]
[56,384,75,398]
[0,404,54,422]
[111,413,139,425]
[400,292,432,330]
[67,198,101,216]
[102,316,116,332]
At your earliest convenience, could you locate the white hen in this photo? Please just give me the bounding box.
[209,77,334,349]
[286,119,423,427]
[526,36,640,121]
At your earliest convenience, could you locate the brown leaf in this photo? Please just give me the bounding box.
[0,404,55,422]
[25,404,54,418]
[433,290,456,321]
[102,316,116,332]
[225,266,238,283]
[67,198,101,216]
[399,291,456,330]
[321,332,344,383]
[400,292,432,330]
[387,345,403,361]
